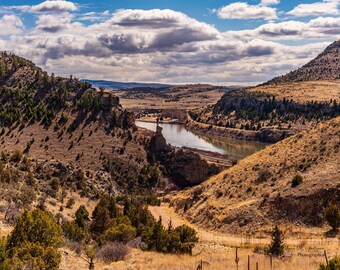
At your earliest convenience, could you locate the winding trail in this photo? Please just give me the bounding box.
[149,204,340,248]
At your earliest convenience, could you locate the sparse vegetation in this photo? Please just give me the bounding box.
[257,168,271,183]
[66,197,75,209]
[96,242,130,263]
[0,41,339,270]
[325,205,340,231]
[319,255,340,270]
[291,174,303,187]
[267,226,284,256]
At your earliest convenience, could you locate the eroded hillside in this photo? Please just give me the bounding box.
[188,40,340,143]
[265,40,340,84]
[172,117,340,235]
[0,52,163,194]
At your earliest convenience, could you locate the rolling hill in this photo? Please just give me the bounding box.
[81,79,172,90]
[187,40,340,142]
[0,51,157,195]
[0,52,218,194]
[172,40,340,236]
[172,117,340,235]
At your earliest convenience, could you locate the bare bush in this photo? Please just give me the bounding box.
[67,241,83,255]
[96,242,129,263]
[4,202,21,224]
[256,168,271,184]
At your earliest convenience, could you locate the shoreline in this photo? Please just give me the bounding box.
[137,113,291,143]
[137,124,234,167]
[184,117,294,143]
[136,117,183,124]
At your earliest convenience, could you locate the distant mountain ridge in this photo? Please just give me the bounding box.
[81,79,172,90]
[265,40,340,85]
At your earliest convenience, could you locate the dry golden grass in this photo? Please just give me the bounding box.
[172,117,340,235]
[45,191,98,222]
[0,111,147,171]
[249,80,340,103]
[114,85,226,110]
[60,242,338,270]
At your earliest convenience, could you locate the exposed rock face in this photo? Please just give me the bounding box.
[148,126,172,153]
[161,149,219,187]
[147,126,219,187]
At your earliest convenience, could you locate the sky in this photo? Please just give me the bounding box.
[0,0,339,85]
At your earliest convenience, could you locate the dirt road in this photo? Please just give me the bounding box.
[149,204,340,249]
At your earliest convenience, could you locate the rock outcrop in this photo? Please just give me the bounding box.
[147,126,219,187]
[148,126,172,153]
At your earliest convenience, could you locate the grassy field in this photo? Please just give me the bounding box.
[249,80,340,103]
[112,84,228,110]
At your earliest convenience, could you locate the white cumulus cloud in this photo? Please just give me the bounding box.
[261,0,280,6]
[227,16,340,40]
[216,2,278,21]
[0,15,24,36]
[31,0,77,13]
[288,0,339,17]
[0,6,336,85]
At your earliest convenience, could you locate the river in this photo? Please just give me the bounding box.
[136,121,268,160]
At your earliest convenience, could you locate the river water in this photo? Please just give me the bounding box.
[136,121,268,160]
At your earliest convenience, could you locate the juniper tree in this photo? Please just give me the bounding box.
[267,226,284,256]
[325,205,340,231]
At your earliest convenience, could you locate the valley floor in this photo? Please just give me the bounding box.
[145,204,339,270]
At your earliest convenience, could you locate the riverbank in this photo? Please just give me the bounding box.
[136,125,233,167]
[137,116,183,124]
[185,116,295,143]
[139,113,293,143]
[181,146,233,167]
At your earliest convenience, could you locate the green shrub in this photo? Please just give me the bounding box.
[291,174,303,187]
[62,221,87,242]
[325,205,340,230]
[90,197,112,235]
[144,194,161,206]
[173,225,198,255]
[75,205,89,229]
[49,178,60,197]
[5,209,62,269]
[7,209,63,249]
[319,255,340,270]
[9,242,61,270]
[66,197,75,209]
[103,224,136,244]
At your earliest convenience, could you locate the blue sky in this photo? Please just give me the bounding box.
[0,0,339,84]
[1,0,325,30]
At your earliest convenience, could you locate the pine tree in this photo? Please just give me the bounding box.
[267,226,284,256]
[90,198,112,235]
[75,205,89,229]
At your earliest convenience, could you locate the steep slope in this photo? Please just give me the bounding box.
[0,52,157,194]
[172,117,340,235]
[0,52,217,193]
[188,40,340,142]
[265,40,340,84]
